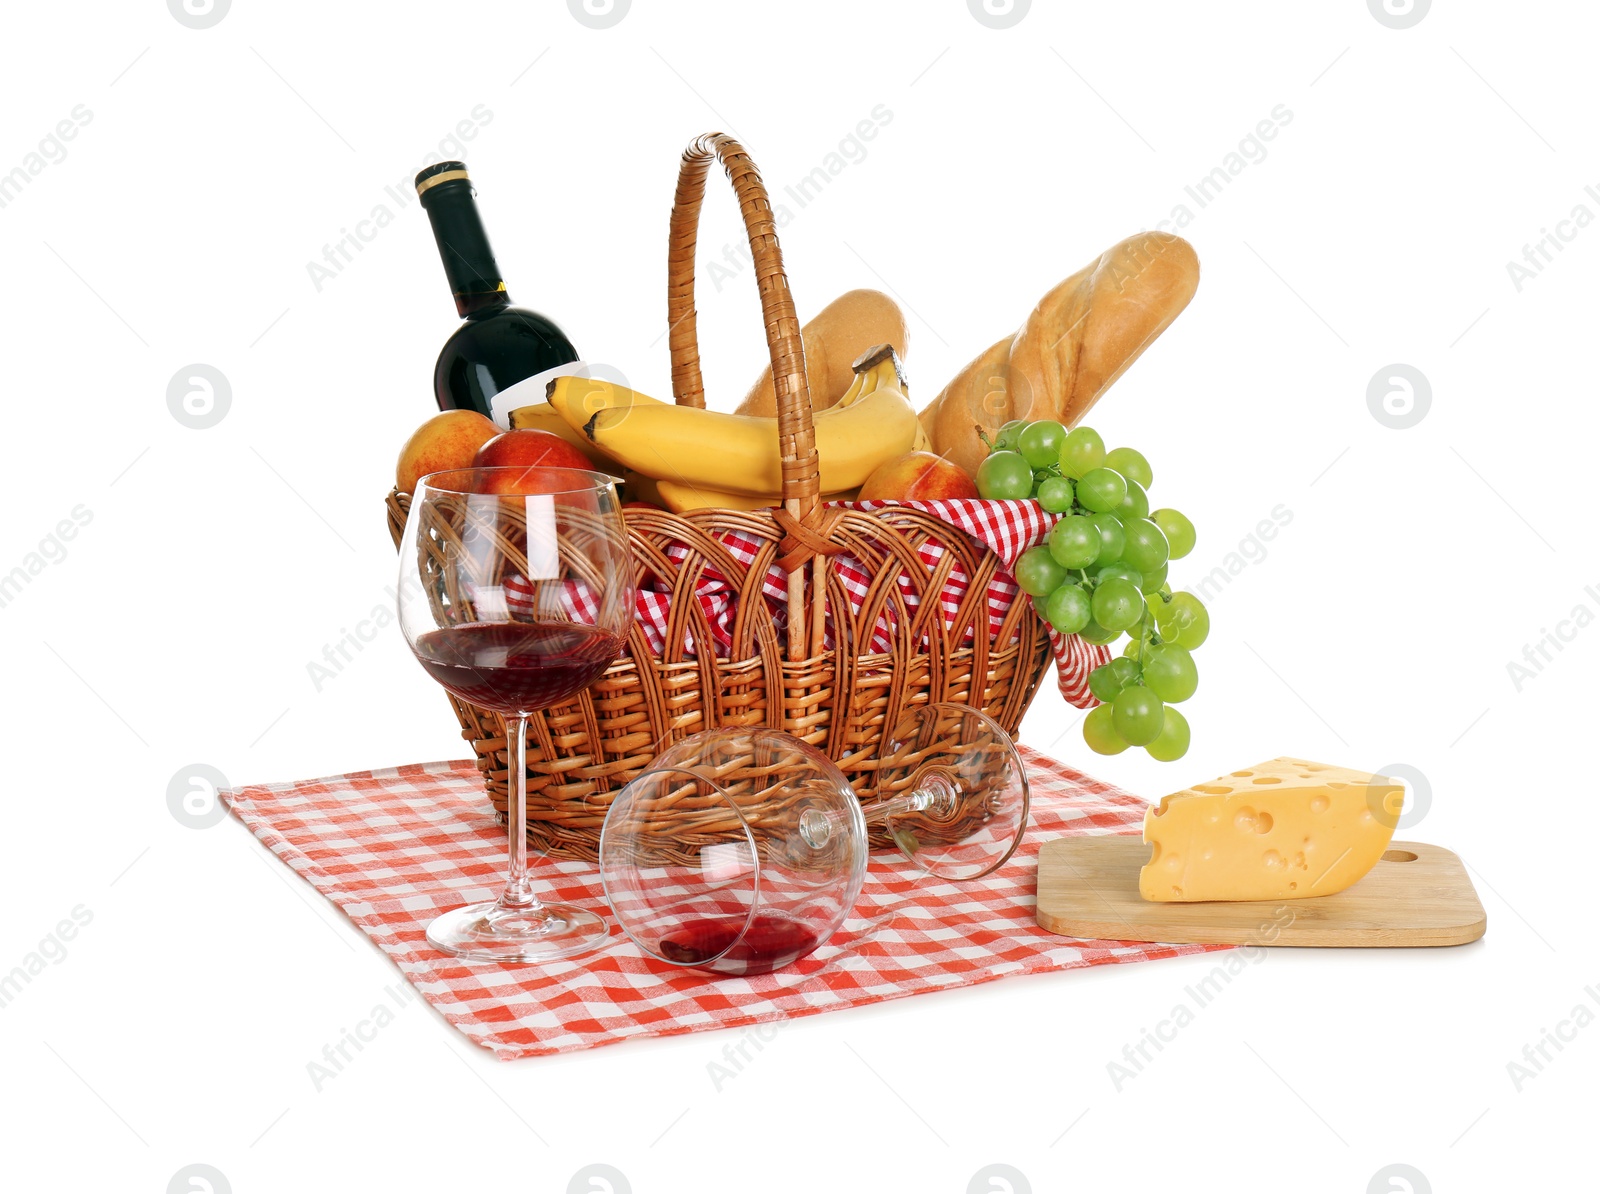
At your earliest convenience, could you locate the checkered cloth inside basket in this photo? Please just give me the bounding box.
[506,497,1109,706]
[222,746,1223,1059]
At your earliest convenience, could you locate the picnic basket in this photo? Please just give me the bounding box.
[386,132,1055,861]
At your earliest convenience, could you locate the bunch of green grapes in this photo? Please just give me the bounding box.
[976,420,1209,762]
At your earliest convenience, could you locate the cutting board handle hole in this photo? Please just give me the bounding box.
[1382,849,1419,862]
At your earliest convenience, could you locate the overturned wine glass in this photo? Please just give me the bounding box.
[597,702,1029,977]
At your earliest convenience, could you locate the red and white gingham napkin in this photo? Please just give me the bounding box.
[510,498,1110,707]
[222,747,1223,1059]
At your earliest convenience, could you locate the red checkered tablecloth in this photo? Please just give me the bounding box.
[222,746,1224,1059]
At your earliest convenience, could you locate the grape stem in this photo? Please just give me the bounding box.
[1132,608,1152,663]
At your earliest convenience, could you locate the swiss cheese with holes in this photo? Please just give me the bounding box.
[1139,758,1402,903]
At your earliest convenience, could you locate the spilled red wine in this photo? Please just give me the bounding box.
[413,622,622,713]
[658,914,827,975]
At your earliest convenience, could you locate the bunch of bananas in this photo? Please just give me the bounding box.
[511,346,926,513]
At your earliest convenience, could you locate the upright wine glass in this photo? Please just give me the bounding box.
[598,703,1029,976]
[398,466,633,962]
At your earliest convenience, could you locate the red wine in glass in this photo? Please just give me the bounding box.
[400,465,632,964]
[414,622,624,712]
[658,914,827,975]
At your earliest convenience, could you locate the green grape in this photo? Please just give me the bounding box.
[1169,591,1210,649]
[1088,663,1123,704]
[1094,656,1145,701]
[1088,511,1125,566]
[1014,545,1067,597]
[1043,583,1092,634]
[1143,643,1198,702]
[1139,561,1168,594]
[1058,426,1106,479]
[1104,446,1153,489]
[1112,686,1165,745]
[1047,516,1101,568]
[1083,703,1129,755]
[1110,656,1141,686]
[976,450,1034,500]
[1036,475,1075,513]
[1096,562,1142,588]
[1153,599,1179,639]
[1031,592,1050,622]
[1018,420,1068,470]
[1077,616,1120,644]
[993,419,1028,451]
[1145,706,1191,762]
[1091,577,1143,632]
[1075,467,1127,513]
[1119,517,1169,573]
[1115,478,1149,522]
[1151,508,1196,560]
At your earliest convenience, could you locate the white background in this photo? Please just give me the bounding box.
[1,1,1592,1191]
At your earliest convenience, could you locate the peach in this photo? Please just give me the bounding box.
[857,451,979,502]
[395,410,499,493]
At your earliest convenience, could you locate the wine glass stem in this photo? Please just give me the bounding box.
[500,713,538,910]
[862,791,927,825]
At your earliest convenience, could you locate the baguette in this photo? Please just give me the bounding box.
[920,232,1199,475]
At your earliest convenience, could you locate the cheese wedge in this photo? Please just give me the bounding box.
[1139,757,1402,903]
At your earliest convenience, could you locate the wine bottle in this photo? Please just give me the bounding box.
[416,161,581,425]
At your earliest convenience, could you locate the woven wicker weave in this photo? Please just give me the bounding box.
[387,133,1053,860]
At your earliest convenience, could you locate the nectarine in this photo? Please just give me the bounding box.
[473,429,596,473]
[857,451,979,502]
[395,410,499,494]
[477,465,610,496]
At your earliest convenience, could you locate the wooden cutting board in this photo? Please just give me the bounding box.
[1036,836,1486,947]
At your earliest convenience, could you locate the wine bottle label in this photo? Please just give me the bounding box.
[487,361,592,429]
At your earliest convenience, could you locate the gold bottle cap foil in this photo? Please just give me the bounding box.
[415,163,470,196]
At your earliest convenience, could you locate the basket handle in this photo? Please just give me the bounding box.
[667,133,821,520]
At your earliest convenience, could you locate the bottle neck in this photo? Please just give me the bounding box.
[418,177,513,319]
[458,288,512,318]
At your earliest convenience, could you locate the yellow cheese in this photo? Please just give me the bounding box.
[1139,757,1402,903]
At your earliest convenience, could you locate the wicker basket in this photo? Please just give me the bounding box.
[387,132,1054,861]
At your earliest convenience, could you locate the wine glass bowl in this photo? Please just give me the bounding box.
[869,703,1031,882]
[599,703,1031,976]
[598,729,868,977]
[398,466,633,962]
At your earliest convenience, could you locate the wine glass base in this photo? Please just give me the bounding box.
[425,900,609,963]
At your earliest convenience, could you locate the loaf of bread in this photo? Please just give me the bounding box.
[920,233,1200,476]
[735,288,909,416]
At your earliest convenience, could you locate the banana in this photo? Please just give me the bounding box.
[835,344,934,449]
[622,470,666,506]
[584,385,916,496]
[653,478,859,513]
[547,346,917,498]
[505,401,621,472]
[831,344,904,411]
[831,365,867,410]
[547,375,668,428]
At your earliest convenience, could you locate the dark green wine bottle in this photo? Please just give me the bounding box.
[416,161,580,423]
